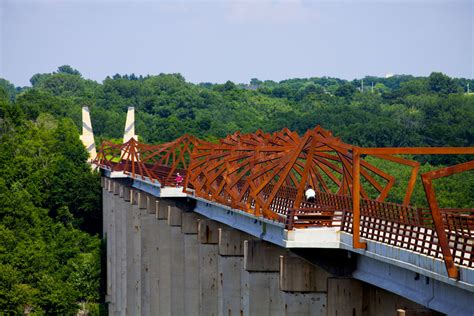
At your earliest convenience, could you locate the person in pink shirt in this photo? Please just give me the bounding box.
[175,172,183,187]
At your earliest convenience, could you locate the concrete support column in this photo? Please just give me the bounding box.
[112,182,123,316]
[157,199,173,316]
[118,185,131,315]
[103,179,114,313]
[198,219,221,316]
[130,190,142,315]
[279,254,331,315]
[217,228,247,316]
[125,190,136,315]
[168,205,185,315]
[146,196,159,316]
[242,240,287,316]
[327,278,363,316]
[182,212,201,315]
[138,192,151,316]
[107,180,117,315]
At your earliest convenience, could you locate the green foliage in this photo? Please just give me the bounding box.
[0,96,102,313]
[364,156,473,208]
[8,70,472,166]
[428,72,461,95]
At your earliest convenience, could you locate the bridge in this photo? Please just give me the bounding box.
[88,107,474,315]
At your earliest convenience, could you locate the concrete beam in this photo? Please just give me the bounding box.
[106,178,113,193]
[182,212,201,234]
[244,240,287,272]
[198,219,220,244]
[279,254,332,292]
[123,186,131,202]
[327,278,363,316]
[130,189,139,205]
[146,195,156,215]
[138,192,147,210]
[157,199,175,219]
[218,228,246,256]
[168,205,183,226]
[113,181,120,195]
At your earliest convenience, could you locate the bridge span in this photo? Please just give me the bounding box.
[95,116,473,315]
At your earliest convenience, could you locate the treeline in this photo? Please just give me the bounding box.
[2,66,472,165]
[0,85,103,313]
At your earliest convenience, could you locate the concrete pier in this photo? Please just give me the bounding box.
[217,228,247,316]
[130,190,142,315]
[157,199,172,316]
[242,240,286,315]
[119,185,130,315]
[168,205,185,316]
[198,219,221,316]
[182,212,201,315]
[102,178,451,316]
[145,195,159,316]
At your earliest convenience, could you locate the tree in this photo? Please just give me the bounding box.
[57,65,82,77]
[335,83,356,99]
[428,72,460,95]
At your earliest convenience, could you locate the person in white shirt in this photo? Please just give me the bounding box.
[305,185,316,203]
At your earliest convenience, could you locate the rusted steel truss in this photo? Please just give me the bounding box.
[95,126,473,279]
[94,134,203,186]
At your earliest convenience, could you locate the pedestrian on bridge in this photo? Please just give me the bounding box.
[176,172,183,188]
[305,185,316,203]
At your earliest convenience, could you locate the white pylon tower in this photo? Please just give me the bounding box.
[122,106,139,160]
[79,106,97,162]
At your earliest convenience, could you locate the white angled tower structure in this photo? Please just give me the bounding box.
[123,106,138,143]
[122,106,139,160]
[80,106,97,162]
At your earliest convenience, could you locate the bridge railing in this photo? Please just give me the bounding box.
[284,190,474,270]
[285,206,348,230]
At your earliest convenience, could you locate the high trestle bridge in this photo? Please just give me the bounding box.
[91,107,474,315]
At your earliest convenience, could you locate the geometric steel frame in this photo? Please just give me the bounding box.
[354,148,474,279]
[95,134,204,186]
[186,126,407,221]
[95,126,474,279]
[421,160,474,279]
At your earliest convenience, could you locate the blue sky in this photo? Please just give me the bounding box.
[1,0,472,86]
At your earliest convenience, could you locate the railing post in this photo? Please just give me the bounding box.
[421,173,459,279]
[352,148,367,249]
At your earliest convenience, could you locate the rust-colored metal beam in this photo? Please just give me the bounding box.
[352,147,367,249]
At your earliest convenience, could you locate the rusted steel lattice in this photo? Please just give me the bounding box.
[187,126,418,221]
[95,125,474,279]
[95,134,204,186]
